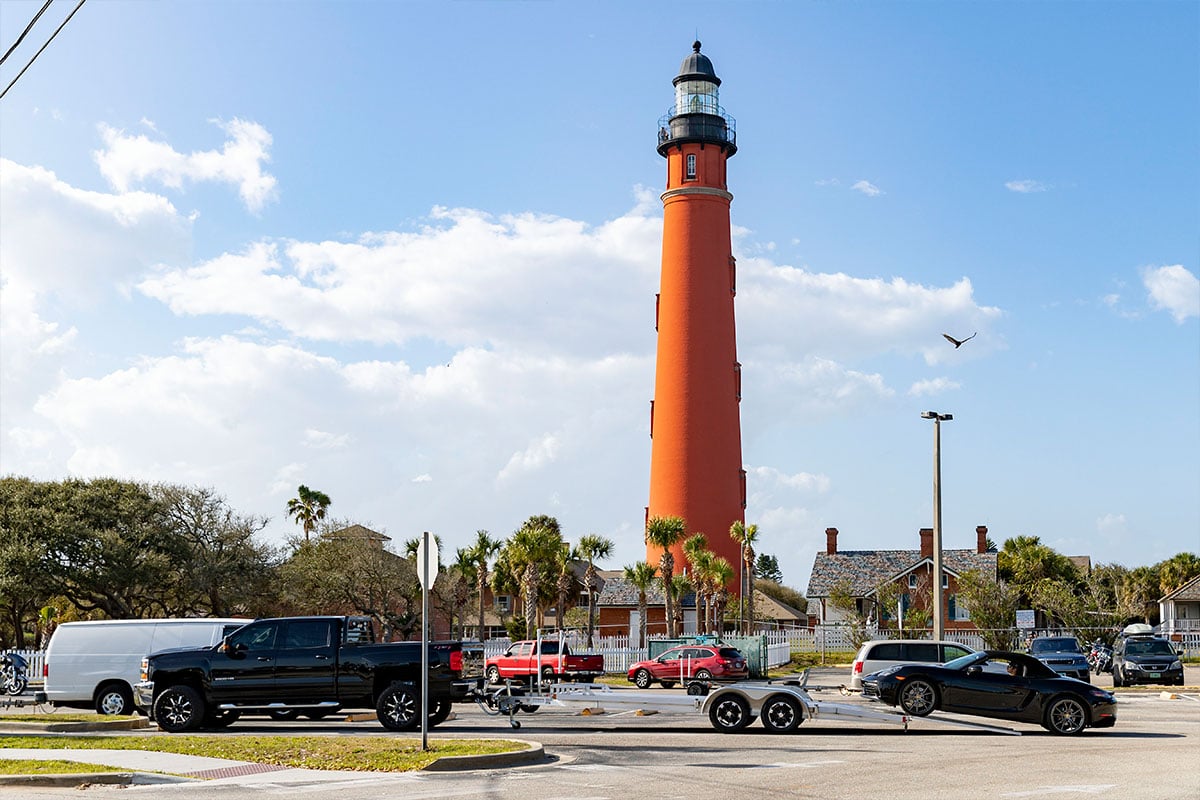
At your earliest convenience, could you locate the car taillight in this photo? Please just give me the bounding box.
[43,663,48,678]
[854,661,863,674]
[449,650,463,672]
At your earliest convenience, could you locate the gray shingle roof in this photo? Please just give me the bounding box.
[806,549,997,597]
[596,576,695,607]
[1161,573,1200,603]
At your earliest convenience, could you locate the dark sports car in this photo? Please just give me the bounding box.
[861,650,1117,735]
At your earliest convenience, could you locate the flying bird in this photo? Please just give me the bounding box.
[943,332,977,349]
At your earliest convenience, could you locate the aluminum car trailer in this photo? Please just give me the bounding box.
[473,677,1021,735]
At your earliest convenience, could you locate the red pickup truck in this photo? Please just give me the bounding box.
[485,640,605,684]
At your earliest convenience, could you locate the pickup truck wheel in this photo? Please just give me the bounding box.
[95,683,133,716]
[203,709,240,729]
[660,681,677,690]
[268,709,301,721]
[429,698,452,726]
[486,666,502,685]
[708,694,751,733]
[377,683,420,732]
[633,669,653,689]
[540,666,555,685]
[154,686,205,733]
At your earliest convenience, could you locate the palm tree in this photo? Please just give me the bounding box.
[286,485,331,542]
[553,542,580,633]
[503,519,564,638]
[450,548,476,640]
[683,533,711,632]
[729,520,759,634]
[623,561,658,649]
[578,534,614,648]
[708,556,735,633]
[670,573,693,636]
[645,516,688,637]
[468,530,501,640]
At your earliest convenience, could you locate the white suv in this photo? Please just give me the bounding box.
[849,639,978,690]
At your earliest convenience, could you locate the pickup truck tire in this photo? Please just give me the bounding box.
[660,681,676,690]
[203,709,240,729]
[540,666,555,685]
[154,685,205,733]
[429,698,452,726]
[377,682,420,732]
[633,668,653,689]
[486,666,502,685]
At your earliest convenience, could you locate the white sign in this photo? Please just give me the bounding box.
[416,533,440,590]
[1016,609,1036,629]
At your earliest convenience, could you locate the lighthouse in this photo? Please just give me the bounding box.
[646,42,744,588]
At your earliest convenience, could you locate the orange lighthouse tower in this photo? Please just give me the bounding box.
[647,42,744,586]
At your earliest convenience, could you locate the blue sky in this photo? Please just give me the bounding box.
[2,1,1197,595]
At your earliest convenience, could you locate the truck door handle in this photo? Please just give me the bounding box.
[256,656,271,662]
[315,655,329,660]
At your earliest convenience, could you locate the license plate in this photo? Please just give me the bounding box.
[1148,673,1160,678]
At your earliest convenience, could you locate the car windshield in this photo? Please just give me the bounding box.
[1125,640,1175,656]
[944,652,985,671]
[1030,638,1080,654]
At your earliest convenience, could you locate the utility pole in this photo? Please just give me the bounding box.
[921,411,952,640]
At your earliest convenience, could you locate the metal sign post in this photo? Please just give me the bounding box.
[416,531,439,751]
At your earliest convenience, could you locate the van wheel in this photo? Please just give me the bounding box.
[95,683,133,716]
[154,686,205,733]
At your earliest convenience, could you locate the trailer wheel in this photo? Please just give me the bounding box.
[376,682,419,732]
[708,693,751,733]
[760,694,803,733]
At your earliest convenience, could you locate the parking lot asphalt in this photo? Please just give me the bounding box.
[2,667,1198,798]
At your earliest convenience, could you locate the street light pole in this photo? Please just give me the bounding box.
[921,411,953,641]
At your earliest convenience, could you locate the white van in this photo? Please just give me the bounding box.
[44,618,249,714]
[849,639,978,689]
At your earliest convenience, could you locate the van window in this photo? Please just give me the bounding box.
[906,643,939,662]
[942,644,972,661]
[869,643,904,660]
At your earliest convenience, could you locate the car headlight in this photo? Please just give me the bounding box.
[1170,660,1182,670]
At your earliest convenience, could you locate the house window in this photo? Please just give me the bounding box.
[901,593,911,615]
[496,595,511,612]
[908,574,917,589]
[942,573,949,589]
[686,153,697,180]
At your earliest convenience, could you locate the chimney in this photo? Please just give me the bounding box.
[919,528,933,559]
[977,525,989,553]
[825,527,839,555]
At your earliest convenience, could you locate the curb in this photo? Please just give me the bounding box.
[0,772,192,787]
[0,718,151,733]
[422,740,546,772]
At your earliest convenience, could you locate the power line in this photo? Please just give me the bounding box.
[0,0,54,66]
[0,0,87,102]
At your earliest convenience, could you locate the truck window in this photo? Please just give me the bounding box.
[514,643,533,658]
[538,642,562,655]
[282,620,333,649]
[228,621,278,651]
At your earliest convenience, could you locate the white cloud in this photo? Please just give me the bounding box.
[1142,264,1199,323]
[851,180,883,197]
[412,474,433,483]
[94,118,278,212]
[908,377,961,397]
[303,429,351,450]
[498,432,562,481]
[1005,179,1049,193]
[748,465,831,494]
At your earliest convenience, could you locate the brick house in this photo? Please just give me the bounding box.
[805,525,998,632]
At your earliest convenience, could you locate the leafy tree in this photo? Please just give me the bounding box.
[501,517,564,638]
[997,535,1080,604]
[828,580,870,650]
[286,485,331,543]
[623,561,658,648]
[1158,552,1200,597]
[708,556,734,633]
[755,579,805,616]
[450,548,476,640]
[552,541,580,633]
[682,533,712,631]
[645,516,687,637]
[755,553,783,584]
[729,520,759,633]
[956,570,1020,649]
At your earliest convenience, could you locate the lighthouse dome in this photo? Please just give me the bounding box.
[674,41,721,86]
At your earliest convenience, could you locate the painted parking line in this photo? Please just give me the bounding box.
[1000,786,1116,797]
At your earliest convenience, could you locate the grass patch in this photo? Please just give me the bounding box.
[0,735,525,772]
[0,758,127,776]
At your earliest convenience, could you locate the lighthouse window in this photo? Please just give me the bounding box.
[686,154,697,180]
[676,80,719,115]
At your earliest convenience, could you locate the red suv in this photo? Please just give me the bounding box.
[627,645,749,689]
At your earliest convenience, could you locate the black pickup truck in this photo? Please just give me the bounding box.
[134,615,475,732]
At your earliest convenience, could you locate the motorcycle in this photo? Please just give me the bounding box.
[1,651,28,695]
[1086,640,1113,674]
